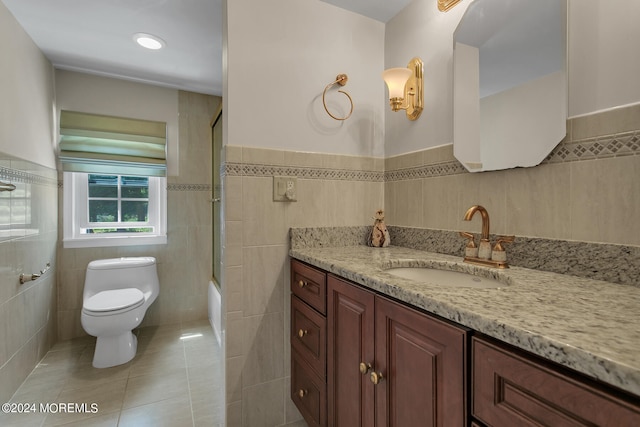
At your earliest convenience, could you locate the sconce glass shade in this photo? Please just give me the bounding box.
[382,68,412,99]
[382,58,424,120]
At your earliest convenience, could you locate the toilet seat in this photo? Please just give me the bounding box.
[83,288,145,316]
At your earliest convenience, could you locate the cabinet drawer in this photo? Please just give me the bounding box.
[292,349,327,427]
[291,259,327,314]
[472,337,640,427]
[292,295,326,379]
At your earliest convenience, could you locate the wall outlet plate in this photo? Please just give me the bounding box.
[273,176,297,202]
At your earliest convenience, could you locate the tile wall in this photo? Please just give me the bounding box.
[384,104,640,247]
[0,155,58,402]
[221,147,384,426]
[56,91,221,340]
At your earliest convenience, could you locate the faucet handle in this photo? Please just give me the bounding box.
[459,231,476,247]
[459,231,479,258]
[492,235,515,251]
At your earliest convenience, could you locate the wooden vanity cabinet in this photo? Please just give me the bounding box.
[472,336,640,427]
[327,274,468,427]
[291,259,327,427]
[292,258,640,427]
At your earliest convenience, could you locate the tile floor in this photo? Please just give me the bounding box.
[0,320,224,427]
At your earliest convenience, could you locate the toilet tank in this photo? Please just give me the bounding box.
[84,257,159,300]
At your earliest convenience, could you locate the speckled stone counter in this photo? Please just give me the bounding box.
[289,244,640,397]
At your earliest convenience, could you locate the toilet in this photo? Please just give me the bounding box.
[81,257,159,368]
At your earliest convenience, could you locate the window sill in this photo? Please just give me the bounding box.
[63,235,167,249]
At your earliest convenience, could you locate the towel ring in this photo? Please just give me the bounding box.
[322,74,354,121]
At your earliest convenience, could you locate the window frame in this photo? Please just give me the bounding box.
[63,171,167,248]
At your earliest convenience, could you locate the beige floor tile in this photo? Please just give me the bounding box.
[135,323,182,338]
[43,378,127,426]
[129,346,187,378]
[122,369,189,409]
[10,375,64,404]
[63,362,131,392]
[185,342,222,368]
[47,410,120,427]
[188,366,220,391]
[78,345,98,365]
[118,396,193,427]
[0,411,47,427]
[180,318,213,333]
[39,346,86,365]
[48,335,94,352]
[193,414,224,427]
[5,321,224,427]
[136,332,185,355]
[191,392,224,426]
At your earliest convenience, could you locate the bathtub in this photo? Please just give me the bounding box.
[208,280,222,346]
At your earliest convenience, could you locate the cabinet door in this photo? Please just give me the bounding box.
[374,296,467,427]
[327,275,375,427]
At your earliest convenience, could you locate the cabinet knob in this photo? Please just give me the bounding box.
[359,362,372,375]
[298,389,307,398]
[370,371,384,385]
[298,329,308,338]
[298,280,306,288]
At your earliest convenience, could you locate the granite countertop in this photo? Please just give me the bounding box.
[289,245,640,397]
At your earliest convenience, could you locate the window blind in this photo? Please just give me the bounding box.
[59,111,167,177]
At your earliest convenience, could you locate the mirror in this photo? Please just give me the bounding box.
[453,0,567,172]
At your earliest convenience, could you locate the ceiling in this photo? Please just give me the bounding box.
[320,0,413,23]
[1,0,411,97]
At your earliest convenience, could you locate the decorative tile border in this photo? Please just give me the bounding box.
[386,131,640,181]
[224,162,384,182]
[545,130,640,163]
[0,166,58,187]
[224,129,640,184]
[167,183,211,191]
[384,161,466,182]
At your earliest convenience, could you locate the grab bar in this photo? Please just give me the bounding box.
[20,262,50,284]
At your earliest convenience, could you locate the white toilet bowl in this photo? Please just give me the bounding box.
[81,257,159,368]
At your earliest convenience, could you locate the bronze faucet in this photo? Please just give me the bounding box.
[460,205,514,268]
[464,205,490,242]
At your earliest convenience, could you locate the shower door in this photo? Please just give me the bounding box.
[211,107,222,284]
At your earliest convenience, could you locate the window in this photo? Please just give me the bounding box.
[59,110,168,248]
[86,175,150,232]
[63,172,166,248]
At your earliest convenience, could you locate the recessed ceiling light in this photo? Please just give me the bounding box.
[133,33,165,50]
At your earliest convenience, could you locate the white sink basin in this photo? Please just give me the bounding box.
[385,267,506,289]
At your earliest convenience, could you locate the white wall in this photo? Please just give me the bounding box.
[225,0,385,157]
[54,70,180,175]
[384,0,467,157]
[385,0,640,156]
[0,2,55,167]
[568,0,640,117]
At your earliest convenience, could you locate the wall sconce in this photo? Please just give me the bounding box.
[382,57,424,120]
[438,0,462,12]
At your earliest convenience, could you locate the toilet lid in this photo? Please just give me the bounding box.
[84,288,145,313]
